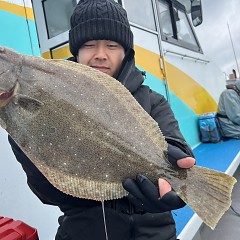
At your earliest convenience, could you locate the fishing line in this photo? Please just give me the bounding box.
[101,201,109,240]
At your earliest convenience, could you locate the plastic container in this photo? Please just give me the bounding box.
[0,217,38,240]
[198,112,222,143]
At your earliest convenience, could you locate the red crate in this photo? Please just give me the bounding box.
[0,217,38,240]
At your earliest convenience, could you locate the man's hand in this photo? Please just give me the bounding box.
[122,144,196,213]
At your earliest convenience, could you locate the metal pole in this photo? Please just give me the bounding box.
[227,22,240,78]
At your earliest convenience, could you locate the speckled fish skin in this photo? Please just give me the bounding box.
[0,46,237,229]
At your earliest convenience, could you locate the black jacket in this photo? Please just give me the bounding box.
[9,49,193,240]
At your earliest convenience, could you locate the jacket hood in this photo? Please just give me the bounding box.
[115,48,145,93]
[235,80,240,91]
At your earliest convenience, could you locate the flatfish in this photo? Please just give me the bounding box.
[0,46,236,229]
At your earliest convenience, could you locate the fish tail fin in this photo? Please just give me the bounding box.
[176,166,237,229]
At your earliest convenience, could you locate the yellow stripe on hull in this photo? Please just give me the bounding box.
[134,45,217,114]
[164,61,217,114]
[42,45,71,59]
[0,1,34,20]
[134,45,164,80]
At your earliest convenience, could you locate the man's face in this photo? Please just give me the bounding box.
[77,40,125,77]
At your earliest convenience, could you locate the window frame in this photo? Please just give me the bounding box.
[158,0,203,53]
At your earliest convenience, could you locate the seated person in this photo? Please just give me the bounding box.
[217,80,240,139]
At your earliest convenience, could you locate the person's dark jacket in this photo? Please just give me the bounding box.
[9,49,194,240]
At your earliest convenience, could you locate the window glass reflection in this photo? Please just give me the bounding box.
[123,0,156,31]
[159,1,174,38]
[174,7,198,46]
[43,0,77,39]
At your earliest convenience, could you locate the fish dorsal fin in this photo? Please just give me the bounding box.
[48,59,167,152]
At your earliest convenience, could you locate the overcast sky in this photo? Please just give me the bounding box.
[194,0,240,78]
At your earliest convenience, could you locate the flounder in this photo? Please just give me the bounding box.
[0,46,237,229]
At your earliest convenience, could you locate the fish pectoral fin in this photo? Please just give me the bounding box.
[15,94,44,112]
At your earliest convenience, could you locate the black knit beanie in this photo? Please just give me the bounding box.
[69,0,133,56]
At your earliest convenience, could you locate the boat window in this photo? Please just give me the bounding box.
[42,0,77,39]
[158,0,201,52]
[174,6,198,46]
[158,1,174,38]
[123,0,156,31]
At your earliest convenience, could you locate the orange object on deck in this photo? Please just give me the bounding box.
[0,216,38,240]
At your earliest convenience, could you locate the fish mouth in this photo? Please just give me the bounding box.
[0,90,14,100]
[0,81,19,108]
[0,86,15,101]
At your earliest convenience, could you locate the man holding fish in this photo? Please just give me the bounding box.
[8,0,196,239]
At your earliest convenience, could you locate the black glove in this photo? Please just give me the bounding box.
[122,144,191,213]
[166,143,192,166]
[123,174,185,213]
